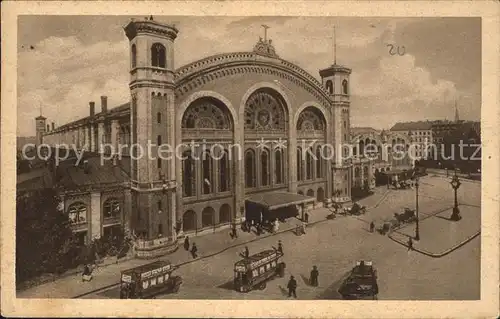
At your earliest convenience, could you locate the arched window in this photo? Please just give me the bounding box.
[342,80,348,94]
[306,149,313,180]
[219,150,230,192]
[202,151,213,194]
[151,43,166,68]
[131,44,137,68]
[183,210,197,232]
[325,80,333,94]
[202,207,215,227]
[315,146,322,178]
[261,149,270,186]
[245,150,255,188]
[297,148,303,182]
[274,148,283,184]
[68,202,87,224]
[157,112,161,124]
[219,204,231,224]
[182,151,195,197]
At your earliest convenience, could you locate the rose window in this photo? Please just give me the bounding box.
[244,91,286,130]
[182,99,231,130]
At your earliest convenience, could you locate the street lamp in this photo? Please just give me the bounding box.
[450,170,462,221]
[414,176,420,241]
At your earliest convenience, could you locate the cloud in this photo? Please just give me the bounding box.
[350,53,458,129]
[18,35,129,135]
[17,17,478,137]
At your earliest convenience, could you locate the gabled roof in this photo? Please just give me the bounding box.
[390,121,433,131]
[55,155,130,189]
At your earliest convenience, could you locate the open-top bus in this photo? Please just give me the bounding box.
[234,249,285,292]
[120,260,182,299]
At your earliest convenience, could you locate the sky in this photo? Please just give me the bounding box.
[17,16,481,137]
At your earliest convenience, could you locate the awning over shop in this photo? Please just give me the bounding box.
[246,192,315,210]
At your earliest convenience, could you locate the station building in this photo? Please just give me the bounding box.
[36,18,356,258]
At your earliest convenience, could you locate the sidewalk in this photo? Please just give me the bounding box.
[18,190,389,299]
[388,204,481,257]
[17,207,330,299]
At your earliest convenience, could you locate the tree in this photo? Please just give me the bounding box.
[16,188,75,283]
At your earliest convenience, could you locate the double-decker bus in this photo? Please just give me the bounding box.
[233,249,285,292]
[120,260,182,299]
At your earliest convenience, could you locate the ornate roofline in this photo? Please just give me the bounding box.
[124,19,179,41]
[174,52,333,106]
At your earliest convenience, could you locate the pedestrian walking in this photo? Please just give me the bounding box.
[244,246,249,258]
[184,236,190,251]
[231,223,238,239]
[304,212,309,223]
[310,266,319,287]
[191,242,198,258]
[277,240,283,254]
[407,237,413,251]
[370,221,375,233]
[287,275,297,298]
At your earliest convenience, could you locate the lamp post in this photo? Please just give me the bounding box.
[450,170,462,221]
[414,176,420,240]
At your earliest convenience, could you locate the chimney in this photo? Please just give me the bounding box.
[101,96,108,113]
[90,101,95,117]
[83,160,90,174]
[51,122,55,130]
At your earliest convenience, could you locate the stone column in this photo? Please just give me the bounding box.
[90,124,96,152]
[90,192,102,239]
[111,119,119,154]
[123,188,132,235]
[97,122,105,153]
[83,126,89,151]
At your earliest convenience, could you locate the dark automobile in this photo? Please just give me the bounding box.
[338,260,379,300]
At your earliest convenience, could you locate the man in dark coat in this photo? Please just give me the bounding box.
[184,236,190,251]
[287,275,297,298]
[370,221,375,233]
[310,266,319,287]
[191,242,198,258]
[277,240,283,254]
[407,237,413,251]
[244,246,249,258]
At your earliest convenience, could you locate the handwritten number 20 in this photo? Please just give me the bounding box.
[387,44,405,56]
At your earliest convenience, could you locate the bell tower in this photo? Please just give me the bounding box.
[124,17,179,250]
[319,26,353,204]
[35,106,47,146]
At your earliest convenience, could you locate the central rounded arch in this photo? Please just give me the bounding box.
[243,88,289,132]
[239,82,293,135]
[242,83,292,192]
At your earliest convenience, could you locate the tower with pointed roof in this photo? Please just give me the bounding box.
[318,26,353,203]
[454,100,460,122]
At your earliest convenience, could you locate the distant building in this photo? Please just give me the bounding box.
[390,121,433,162]
[350,127,411,188]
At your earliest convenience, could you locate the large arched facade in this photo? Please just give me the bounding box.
[174,57,339,234]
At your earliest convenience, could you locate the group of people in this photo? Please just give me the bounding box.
[183,236,198,259]
[286,265,319,298]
